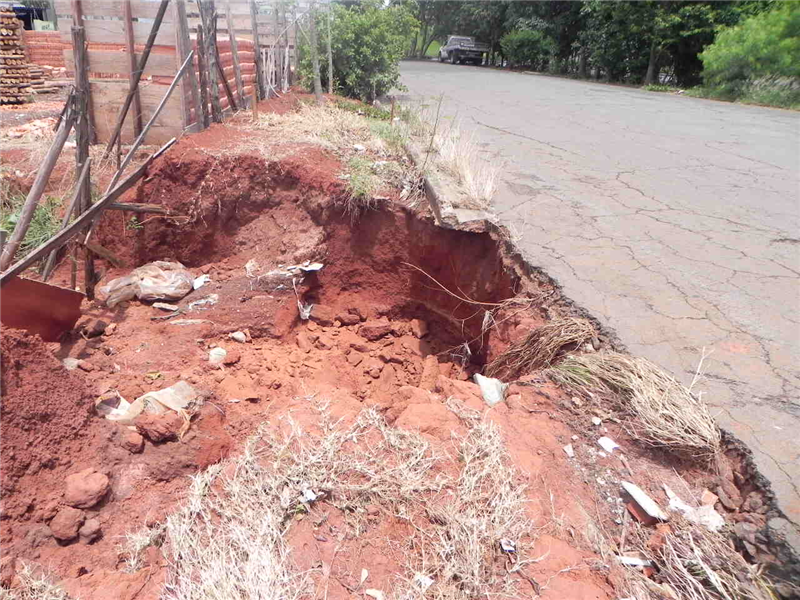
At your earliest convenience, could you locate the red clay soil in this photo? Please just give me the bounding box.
[0,111,777,599]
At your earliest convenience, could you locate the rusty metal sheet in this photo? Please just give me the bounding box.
[1,277,84,341]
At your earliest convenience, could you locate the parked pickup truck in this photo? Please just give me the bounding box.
[438,35,489,65]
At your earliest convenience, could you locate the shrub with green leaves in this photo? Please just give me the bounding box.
[298,0,418,102]
[699,2,800,107]
[500,29,555,70]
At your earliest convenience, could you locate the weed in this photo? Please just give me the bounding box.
[342,156,380,221]
[0,193,62,266]
[642,84,681,93]
[0,561,73,600]
[126,216,144,231]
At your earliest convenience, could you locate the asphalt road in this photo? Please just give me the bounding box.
[400,60,800,546]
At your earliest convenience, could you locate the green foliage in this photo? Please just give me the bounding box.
[700,2,800,102]
[500,29,555,70]
[0,193,61,263]
[299,0,417,102]
[642,83,680,92]
[331,96,391,120]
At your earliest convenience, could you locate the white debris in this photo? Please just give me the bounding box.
[63,357,80,371]
[571,434,579,441]
[209,347,227,365]
[365,590,384,600]
[188,293,219,311]
[193,274,211,290]
[97,381,200,424]
[413,573,434,591]
[598,436,620,454]
[170,319,212,326]
[245,258,260,278]
[621,481,668,521]
[229,331,247,343]
[473,373,508,407]
[153,302,180,312]
[663,484,724,532]
[591,416,602,426]
[298,302,313,320]
[617,555,653,568]
[499,539,516,553]
[563,444,575,458]
[300,488,318,503]
[360,569,369,585]
[353,144,366,152]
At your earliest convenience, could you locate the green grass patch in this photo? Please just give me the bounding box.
[642,83,681,93]
[0,191,62,265]
[331,96,391,121]
[369,119,408,155]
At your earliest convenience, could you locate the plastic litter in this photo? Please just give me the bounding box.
[353,143,366,152]
[597,436,620,454]
[473,373,508,407]
[663,484,724,532]
[301,488,318,503]
[360,569,369,585]
[188,294,219,311]
[621,481,668,521]
[193,274,211,290]
[95,381,200,424]
[99,261,194,307]
[499,539,516,553]
[617,555,653,568]
[413,573,433,591]
[209,347,227,364]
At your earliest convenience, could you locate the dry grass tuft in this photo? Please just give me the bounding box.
[486,317,595,380]
[548,352,721,456]
[433,121,499,210]
[0,562,73,600]
[126,399,535,599]
[624,517,776,600]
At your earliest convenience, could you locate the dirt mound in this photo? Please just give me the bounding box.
[0,329,96,522]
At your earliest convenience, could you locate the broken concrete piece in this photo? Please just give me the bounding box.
[64,468,110,509]
[62,357,80,371]
[188,293,219,311]
[591,416,602,426]
[597,436,620,454]
[563,444,575,458]
[153,302,179,312]
[621,481,668,522]
[473,373,508,407]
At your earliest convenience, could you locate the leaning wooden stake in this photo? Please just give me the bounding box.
[42,159,92,281]
[102,0,170,160]
[215,45,236,111]
[201,0,222,123]
[252,85,258,121]
[0,140,176,286]
[0,105,77,272]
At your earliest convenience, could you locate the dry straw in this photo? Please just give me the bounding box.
[548,352,721,456]
[486,317,595,380]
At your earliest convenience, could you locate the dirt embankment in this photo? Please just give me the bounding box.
[1,117,793,599]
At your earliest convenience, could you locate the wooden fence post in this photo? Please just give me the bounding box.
[123,0,143,137]
[250,0,264,99]
[201,0,222,123]
[72,25,96,297]
[196,24,210,127]
[70,0,96,144]
[176,0,202,131]
[227,1,245,107]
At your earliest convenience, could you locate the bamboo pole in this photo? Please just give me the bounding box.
[0,107,77,272]
[102,0,170,160]
[0,140,176,286]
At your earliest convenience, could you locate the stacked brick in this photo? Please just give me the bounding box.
[21,30,68,69]
[0,9,31,104]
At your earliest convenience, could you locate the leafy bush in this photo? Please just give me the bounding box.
[298,0,418,102]
[699,3,800,105]
[500,29,554,70]
[0,192,61,263]
[642,84,680,93]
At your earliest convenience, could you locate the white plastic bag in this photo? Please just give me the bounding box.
[99,261,194,307]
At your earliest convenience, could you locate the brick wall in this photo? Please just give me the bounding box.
[21,30,68,68]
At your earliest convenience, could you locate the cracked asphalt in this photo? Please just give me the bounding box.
[400,61,800,545]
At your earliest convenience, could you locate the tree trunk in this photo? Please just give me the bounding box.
[309,1,323,104]
[578,47,587,79]
[417,21,428,59]
[644,40,659,85]
[409,36,417,58]
[326,3,333,94]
